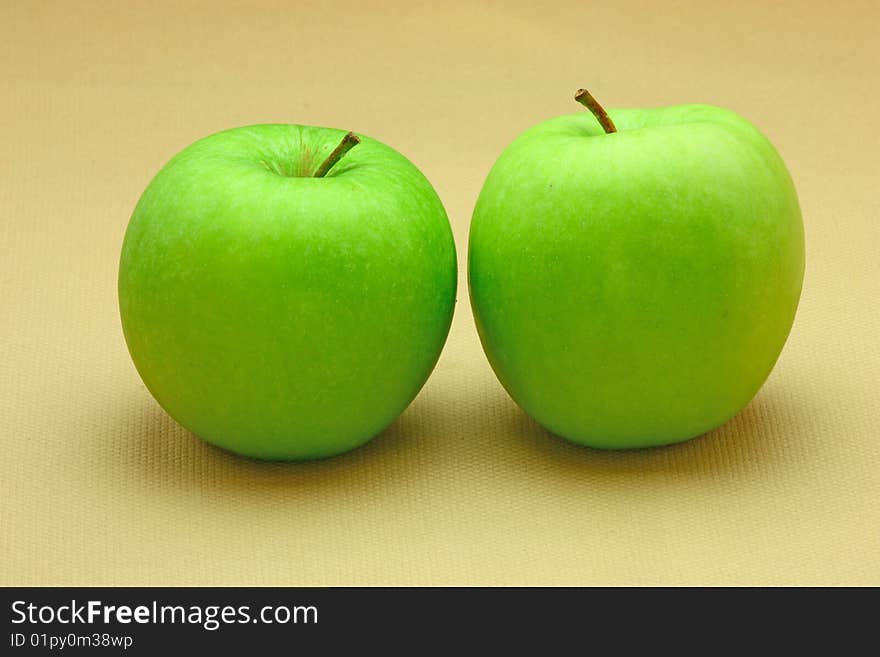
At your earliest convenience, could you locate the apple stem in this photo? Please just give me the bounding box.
[574,89,617,134]
[312,131,361,177]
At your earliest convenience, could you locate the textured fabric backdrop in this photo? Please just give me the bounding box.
[2,0,878,586]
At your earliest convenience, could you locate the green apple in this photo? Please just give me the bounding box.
[468,90,804,449]
[119,126,456,460]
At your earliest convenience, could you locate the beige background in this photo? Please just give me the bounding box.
[2,1,878,586]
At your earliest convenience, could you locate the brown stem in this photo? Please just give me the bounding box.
[313,131,360,177]
[574,89,617,134]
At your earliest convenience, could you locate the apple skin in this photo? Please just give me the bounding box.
[469,105,804,449]
[119,125,456,460]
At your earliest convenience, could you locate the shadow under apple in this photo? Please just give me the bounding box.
[491,382,798,484]
[103,369,805,503]
[104,388,437,499]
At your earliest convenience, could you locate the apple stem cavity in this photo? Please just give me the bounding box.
[313,131,361,178]
[574,89,617,134]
